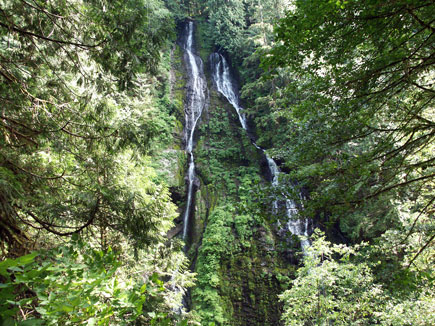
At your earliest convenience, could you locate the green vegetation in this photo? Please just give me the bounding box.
[190,80,288,325]
[196,104,261,196]
[174,0,435,325]
[265,0,434,240]
[192,204,286,326]
[0,0,174,256]
[280,230,434,325]
[0,238,194,325]
[192,206,235,325]
[2,0,434,325]
[263,0,435,324]
[0,0,194,324]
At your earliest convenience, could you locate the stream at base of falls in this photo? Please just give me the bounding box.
[210,52,312,251]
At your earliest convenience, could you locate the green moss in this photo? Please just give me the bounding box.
[190,198,291,325]
[195,19,213,64]
[172,23,294,326]
[191,206,235,325]
[172,45,187,120]
[185,63,290,324]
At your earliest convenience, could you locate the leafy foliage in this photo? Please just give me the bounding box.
[280,231,383,325]
[0,1,198,324]
[280,230,435,325]
[192,206,235,325]
[264,0,434,241]
[0,237,195,325]
[261,2,435,323]
[192,204,260,326]
[196,106,261,198]
[0,0,174,253]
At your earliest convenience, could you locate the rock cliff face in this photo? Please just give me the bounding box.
[167,20,300,325]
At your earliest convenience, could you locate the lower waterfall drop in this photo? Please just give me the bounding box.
[181,21,208,240]
[210,52,312,251]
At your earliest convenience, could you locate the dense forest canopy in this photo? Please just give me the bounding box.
[1,0,434,325]
[267,0,434,238]
[1,0,194,324]
[0,0,175,252]
[266,1,434,324]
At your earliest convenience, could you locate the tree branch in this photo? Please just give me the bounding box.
[402,196,435,244]
[4,158,66,180]
[0,21,104,48]
[19,0,65,19]
[407,233,435,268]
[24,198,100,236]
[365,173,435,201]
[407,7,435,33]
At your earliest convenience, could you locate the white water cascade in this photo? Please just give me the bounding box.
[210,52,311,251]
[182,22,208,240]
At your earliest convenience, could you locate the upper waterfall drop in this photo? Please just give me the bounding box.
[181,22,208,240]
[210,53,248,131]
[210,52,312,251]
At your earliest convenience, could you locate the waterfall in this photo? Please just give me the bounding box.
[210,53,248,131]
[210,52,311,250]
[181,22,208,240]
